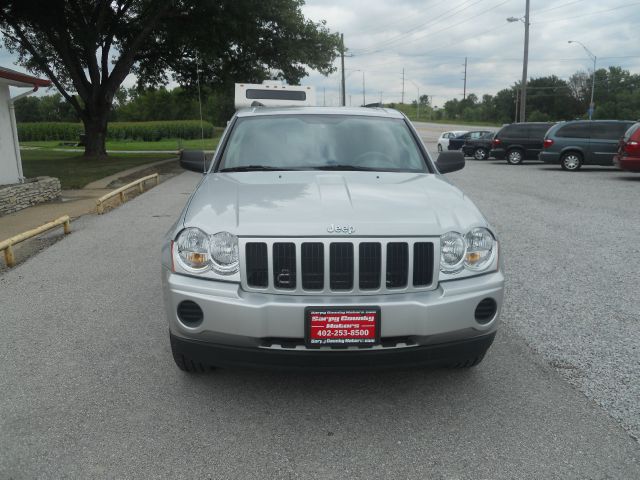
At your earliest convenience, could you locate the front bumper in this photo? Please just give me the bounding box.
[170,330,496,370]
[163,268,504,365]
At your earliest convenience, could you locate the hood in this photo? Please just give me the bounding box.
[182,171,488,237]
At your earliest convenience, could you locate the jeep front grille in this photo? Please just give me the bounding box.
[241,238,437,295]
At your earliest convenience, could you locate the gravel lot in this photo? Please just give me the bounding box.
[414,121,640,440]
[1,122,639,477]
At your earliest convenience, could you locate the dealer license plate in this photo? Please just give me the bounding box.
[305,307,380,347]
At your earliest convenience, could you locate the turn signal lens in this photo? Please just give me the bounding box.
[184,252,208,265]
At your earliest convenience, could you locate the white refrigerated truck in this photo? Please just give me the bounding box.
[234,82,316,109]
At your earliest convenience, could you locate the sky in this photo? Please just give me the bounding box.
[302,0,640,107]
[1,0,639,107]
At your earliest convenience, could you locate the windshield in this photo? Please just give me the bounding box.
[218,114,428,172]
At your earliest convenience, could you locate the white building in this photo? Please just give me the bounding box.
[0,67,51,185]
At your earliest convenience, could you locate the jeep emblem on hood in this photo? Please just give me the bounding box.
[327,224,355,234]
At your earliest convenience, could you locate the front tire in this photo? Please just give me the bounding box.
[437,144,443,153]
[560,152,582,171]
[506,149,524,165]
[473,147,488,160]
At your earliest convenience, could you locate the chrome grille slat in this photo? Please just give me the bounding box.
[240,237,438,295]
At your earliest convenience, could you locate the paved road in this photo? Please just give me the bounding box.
[1,162,639,478]
[416,121,640,442]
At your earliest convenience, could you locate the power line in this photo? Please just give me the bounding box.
[354,0,513,56]
[347,0,440,37]
[533,2,640,24]
[350,0,485,55]
[531,0,584,14]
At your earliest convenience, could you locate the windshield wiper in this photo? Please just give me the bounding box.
[220,165,295,172]
[310,164,377,171]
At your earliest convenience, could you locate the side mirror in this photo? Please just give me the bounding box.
[180,150,212,173]
[436,150,465,174]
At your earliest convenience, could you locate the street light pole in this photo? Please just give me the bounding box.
[507,0,530,123]
[568,40,597,120]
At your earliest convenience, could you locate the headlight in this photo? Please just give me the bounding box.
[209,231,239,275]
[440,231,466,273]
[175,227,210,272]
[464,227,495,271]
[440,228,497,276]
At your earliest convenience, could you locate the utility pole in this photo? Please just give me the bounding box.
[520,0,530,122]
[514,89,519,123]
[362,71,366,106]
[408,79,420,120]
[463,57,468,100]
[323,87,326,106]
[340,33,346,106]
[401,68,405,104]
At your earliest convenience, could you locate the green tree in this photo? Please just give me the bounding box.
[1,0,339,157]
[525,75,581,121]
[14,93,79,122]
[591,67,640,119]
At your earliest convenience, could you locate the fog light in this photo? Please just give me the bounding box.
[475,298,497,324]
[177,300,203,327]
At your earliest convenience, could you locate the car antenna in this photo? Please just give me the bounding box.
[196,51,206,173]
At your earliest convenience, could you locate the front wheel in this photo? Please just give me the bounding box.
[506,149,524,165]
[473,148,488,160]
[437,144,443,152]
[560,152,582,171]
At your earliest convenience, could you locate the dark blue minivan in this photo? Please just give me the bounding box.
[539,120,635,171]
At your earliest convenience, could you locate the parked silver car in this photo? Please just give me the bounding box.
[162,107,504,371]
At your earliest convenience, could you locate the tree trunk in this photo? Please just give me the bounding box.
[82,112,109,158]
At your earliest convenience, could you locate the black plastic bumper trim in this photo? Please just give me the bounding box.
[169,331,496,371]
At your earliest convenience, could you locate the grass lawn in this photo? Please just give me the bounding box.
[21,150,175,189]
[20,136,221,151]
[388,103,501,127]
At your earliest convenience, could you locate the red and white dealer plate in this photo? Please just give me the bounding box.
[305,307,381,347]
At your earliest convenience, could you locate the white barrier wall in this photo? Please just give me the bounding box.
[0,84,20,186]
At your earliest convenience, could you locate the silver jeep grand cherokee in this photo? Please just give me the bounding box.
[162,106,504,371]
